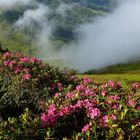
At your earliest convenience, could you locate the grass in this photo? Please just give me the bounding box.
[78,73,140,84]
[81,61,140,84]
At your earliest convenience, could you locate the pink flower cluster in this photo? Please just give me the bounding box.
[41,98,99,127]
[51,83,64,91]
[87,107,101,119]
[128,96,136,107]
[82,124,91,133]
[41,104,59,126]
[132,82,140,89]
[107,95,120,109]
[83,77,92,85]
[100,114,117,127]
[1,52,42,81]
[2,52,12,59]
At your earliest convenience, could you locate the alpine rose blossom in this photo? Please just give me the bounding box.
[20,57,30,63]
[41,113,48,124]
[82,124,90,133]
[87,107,101,119]
[3,61,10,66]
[23,74,32,80]
[2,52,12,59]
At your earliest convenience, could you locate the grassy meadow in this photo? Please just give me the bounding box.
[79,62,140,83]
[79,73,140,84]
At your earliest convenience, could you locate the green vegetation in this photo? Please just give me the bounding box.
[86,61,140,74]
[0,52,140,139]
[79,74,140,84]
[0,0,113,54]
[80,61,140,83]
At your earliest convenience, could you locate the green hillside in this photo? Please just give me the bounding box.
[0,0,113,54]
[81,61,140,83]
[85,61,140,74]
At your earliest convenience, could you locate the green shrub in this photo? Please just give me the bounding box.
[0,52,78,119]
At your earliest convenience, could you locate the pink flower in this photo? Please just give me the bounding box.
[23,74,32,80]
[112,103,120,110]
[54,93,60,98]
[73,101,83,109]
[128,96,136,107]
[84,88,96,97]
[41,113,48,124]
[107,95,120,104]
[82,124,90,133]
[48,104,57,115]
[136,106,140,110]
[83,77,92,84]
[3,60,10,66]
[15,67,21,74]
[23,68,30,73]
[100,114,117,126]
[101,90,108,96]
[132,82,140,89]
[9,60,16,67]
[117,82,122,87]
[59,106,72,116]
[87,107,101,119]
[82,99,95,108]
[108,80,115,88]
[65,92,75,99]
[57,83,63,91]
[20,57,30,63]
[76,85,84,91]
[40,113,57,126]
[111,114,117,120]
[30,57,39,63]
[2,52,12,59]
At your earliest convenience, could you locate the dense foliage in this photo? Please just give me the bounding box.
[0,52,78,120]
[0,52,140,140]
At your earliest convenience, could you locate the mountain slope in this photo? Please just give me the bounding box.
[0,0,113,54]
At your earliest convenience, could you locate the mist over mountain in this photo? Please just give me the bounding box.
[2,0,140,72]
[0,0,112,53]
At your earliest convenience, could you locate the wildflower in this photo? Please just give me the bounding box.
[101,90,108,96]
[3,60,10,66]
[30,57,39,63]
[117,82,122,87]
[136,106,140,110]
[59,106,72,116]
[57,83,63,91]
[100,114,117,126]
[23,68,30,73]
[128,96,136,107]
[23,74,32,80]
[48,104,57,115]
[65,92,75,99]
[15,67,21,74]
[41,113,48,124]
[2,52,12,59]
[9,60,16,68]
[83,77,92,84]
[87,107,101,119]
[108,80,115,88]
[20,57,30,63]
[82,124,90,133]
[132,82,140,89]
[54,93,60,98]
[107,95,120,104]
